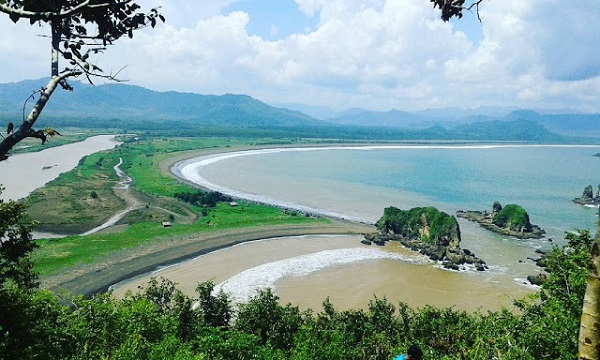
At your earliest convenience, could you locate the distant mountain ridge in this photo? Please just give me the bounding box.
[315,106,600,137]
[0,79,595,142]
[0,78,320,127]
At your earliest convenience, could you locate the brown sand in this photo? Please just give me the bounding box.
[42,222,374,297]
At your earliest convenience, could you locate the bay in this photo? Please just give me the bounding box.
[169,144,600,310]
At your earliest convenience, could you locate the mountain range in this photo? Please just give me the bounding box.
[0,78,598,141]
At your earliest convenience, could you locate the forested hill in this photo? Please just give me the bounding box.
[0,79,588,143]
[0,78,320,127]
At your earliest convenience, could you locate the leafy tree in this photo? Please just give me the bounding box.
[235,288,305,352]
[0,187,69,358]
[492,200,502,213]
[0,0,164,161]
[492,203,532,231]
[0,187,37,289]
[195,280,232,328]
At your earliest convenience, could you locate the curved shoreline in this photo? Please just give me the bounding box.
[45,142,598,298]
[169,143,600,225]
[44,222,374,297]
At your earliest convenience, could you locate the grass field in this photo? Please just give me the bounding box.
[29,135,329,277]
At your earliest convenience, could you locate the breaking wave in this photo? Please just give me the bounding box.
[213,247,430,304]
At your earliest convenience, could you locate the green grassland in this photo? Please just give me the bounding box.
[29,135,329,277]
[26,151,127,233]
[34,202,322,277]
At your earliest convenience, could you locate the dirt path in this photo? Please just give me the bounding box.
[81,158,142,235]
[83,158,193,235]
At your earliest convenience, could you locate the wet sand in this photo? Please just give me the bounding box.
[0,135,120,200]
[112,234,534,312]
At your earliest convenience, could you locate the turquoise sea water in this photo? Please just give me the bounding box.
[175,145,600,307]
[190,145,600,243]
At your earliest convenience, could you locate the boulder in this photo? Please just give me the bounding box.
[527,273,547,286]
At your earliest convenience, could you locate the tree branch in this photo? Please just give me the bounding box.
[0,71,81,161]
[465,0,485,22]
[0,0,132,21]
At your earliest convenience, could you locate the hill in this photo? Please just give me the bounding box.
[0,79,586,143]
[317,107,600,138]
[0,79,320,127]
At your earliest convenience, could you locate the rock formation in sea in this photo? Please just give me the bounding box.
[572,184,600,206]
[364,206,488,271]
[456,202,545,239]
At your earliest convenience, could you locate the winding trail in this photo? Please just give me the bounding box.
[82,158,142,235]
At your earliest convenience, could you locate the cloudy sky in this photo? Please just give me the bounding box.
[1,0,599,112]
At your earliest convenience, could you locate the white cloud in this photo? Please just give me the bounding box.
[1,0,599,112]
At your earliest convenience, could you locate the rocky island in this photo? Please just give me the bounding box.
[572,184,600,206]
[456,201,545,239]
[364,206,488,271]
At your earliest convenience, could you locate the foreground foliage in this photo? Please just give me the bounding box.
[1,187,592,359]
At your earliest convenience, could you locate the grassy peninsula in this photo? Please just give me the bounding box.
[25,135,372,295]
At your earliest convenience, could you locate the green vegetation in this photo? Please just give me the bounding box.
[376,206,460,245]
[174,190,232,209]
[492,204,532,231]
[1,203,594,359]
[33,200,321,278]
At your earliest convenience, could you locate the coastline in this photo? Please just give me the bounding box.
[44,222,374,297]
[45,142,585,299]
[33,142,372,296]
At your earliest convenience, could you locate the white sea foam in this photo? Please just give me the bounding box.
[213,247,430,305]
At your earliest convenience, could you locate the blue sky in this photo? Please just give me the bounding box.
[0,0,599,113]
[224,0,320,40]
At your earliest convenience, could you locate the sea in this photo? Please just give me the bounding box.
[167,145,600,311]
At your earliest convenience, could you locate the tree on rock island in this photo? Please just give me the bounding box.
[0,0,164,161]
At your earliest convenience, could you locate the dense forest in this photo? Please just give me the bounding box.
[0,190,592,359]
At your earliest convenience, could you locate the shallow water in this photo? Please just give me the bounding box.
[0,135,119,200]
[112,235,535,311]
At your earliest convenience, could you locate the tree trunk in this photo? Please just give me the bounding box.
[0,76,61,160]
[579,238,600,359]
[0,20,66,161]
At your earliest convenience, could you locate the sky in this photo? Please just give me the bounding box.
[1,0,599,113]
